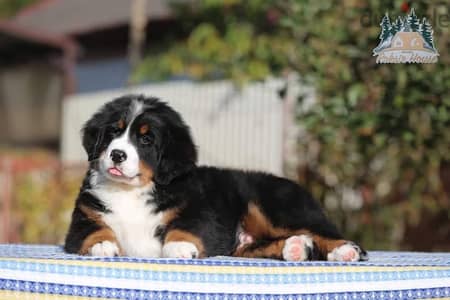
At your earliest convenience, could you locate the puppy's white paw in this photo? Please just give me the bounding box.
[282,235,313,261]
[162,241,199,259]
[237,231,254,249]
[89,241,120,257]
[327,242,367,262]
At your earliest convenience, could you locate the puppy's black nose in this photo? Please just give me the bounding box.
[110,149,127,163]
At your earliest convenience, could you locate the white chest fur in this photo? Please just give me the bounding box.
[88,180,163,258]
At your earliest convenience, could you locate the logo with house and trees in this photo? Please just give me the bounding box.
[373,8,438,64]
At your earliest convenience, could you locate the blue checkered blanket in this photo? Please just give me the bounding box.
[0,244,449,299]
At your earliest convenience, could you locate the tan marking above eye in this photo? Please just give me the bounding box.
[140,124,150,135]
[118,119,125,129]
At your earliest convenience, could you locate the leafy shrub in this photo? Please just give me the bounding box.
[3,150,83,244]
[13,169,82,244]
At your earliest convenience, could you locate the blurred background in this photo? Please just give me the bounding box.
[0,0,448,251]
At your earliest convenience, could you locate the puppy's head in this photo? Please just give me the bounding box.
[82,95,197,186]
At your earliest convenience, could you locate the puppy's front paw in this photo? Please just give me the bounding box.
[282,235,313,261]
[327,242,368,262]
[162,241,199,259]
[89,241,120,257]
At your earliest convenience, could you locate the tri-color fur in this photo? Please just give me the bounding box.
[64,95,368,261]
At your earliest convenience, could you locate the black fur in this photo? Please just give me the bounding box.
[153,167,343,256]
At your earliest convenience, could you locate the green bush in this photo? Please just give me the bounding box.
[14,170,81,244]
[4,150,83,244]
[134,0,450,250]
[0,0,37,17]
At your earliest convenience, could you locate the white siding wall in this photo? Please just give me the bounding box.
[61,80,284,175]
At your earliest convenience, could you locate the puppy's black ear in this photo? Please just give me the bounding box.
[81,95,134,161]
[155,124,197,185]
[82,119,106,162]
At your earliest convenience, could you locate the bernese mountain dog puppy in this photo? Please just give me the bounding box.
[64,95,368,261]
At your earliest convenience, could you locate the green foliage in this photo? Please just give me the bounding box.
[278,0,449,249]
[132,0,292,84]
[135,0,450,250]
[0,0,36,18]
[14,171,81,244]
[7,150,83,244]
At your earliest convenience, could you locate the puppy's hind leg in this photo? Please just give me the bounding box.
[326,241,368,262]
[233,235,315,261]
[309,234,368,262]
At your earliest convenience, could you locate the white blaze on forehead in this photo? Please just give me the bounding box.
[99,99,146,185]
[128,99,144,122]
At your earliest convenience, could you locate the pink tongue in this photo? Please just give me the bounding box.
[108,168,123,176]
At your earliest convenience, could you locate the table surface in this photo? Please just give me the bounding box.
[0,244,449,299]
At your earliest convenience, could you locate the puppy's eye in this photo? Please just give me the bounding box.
[140,135,153,145]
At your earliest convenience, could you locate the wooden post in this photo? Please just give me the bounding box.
[129,0,148,76]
